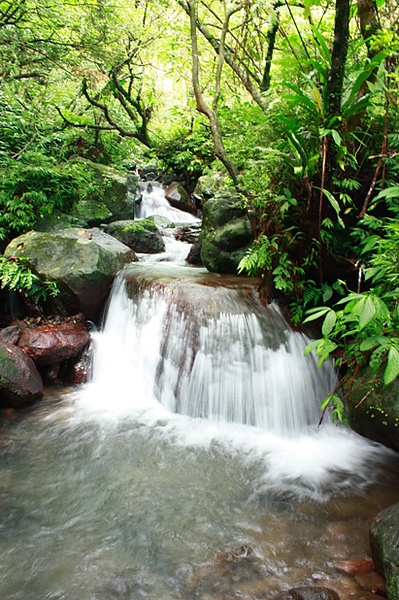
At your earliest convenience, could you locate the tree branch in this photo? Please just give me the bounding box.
[187,0,239,186]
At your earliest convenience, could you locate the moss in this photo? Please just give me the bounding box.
[122,219,157,234]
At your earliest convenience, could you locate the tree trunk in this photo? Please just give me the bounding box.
[186,0,239,187]
[327,0,350,120]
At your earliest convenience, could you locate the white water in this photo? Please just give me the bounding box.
[75,255,394,502]
[135,181,199,223]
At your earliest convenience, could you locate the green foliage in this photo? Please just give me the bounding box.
[238,230,305,297]
[303,220,399,386]
[0,256,59,303]
[0,153,97,240]
[156,126,214,182]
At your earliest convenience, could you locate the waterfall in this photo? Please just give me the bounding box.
[74,182,395,500]
[135,181,199,223]
[88,263,336,435]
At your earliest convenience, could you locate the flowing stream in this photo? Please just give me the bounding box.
[1,186,399,600]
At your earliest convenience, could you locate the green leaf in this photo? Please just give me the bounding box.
[358,296,376,329]
[322,309,337,336]
[303,306,331,323]
[384,346,399,385]
[304,338,322,356]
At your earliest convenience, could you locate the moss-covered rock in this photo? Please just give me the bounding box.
[72,161,134,227]
[370,502,399,600]
[200,191,253,274]
[343,367,399,451]
[105,219,165,254]
[5,228,136,321]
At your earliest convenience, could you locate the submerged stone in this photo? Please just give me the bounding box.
[277,586,340,599]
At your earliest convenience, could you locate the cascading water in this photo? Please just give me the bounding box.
[88,263,336,436]
[1,183,399,600]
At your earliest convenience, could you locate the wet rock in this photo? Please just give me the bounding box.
[200,190,253,274]
[354,571,386,596]
[18,320,90,366]
[72,161,132,227]
[186,241,203,266]
[174,224,201,244]
[165,181,194,210]
[0,338,43,409]
[343,366,399,452]
[276,586,340,600]
[4,228,136,321]
[187,545,270,598]
[370,502,399,599]
[336,557,374,576]
[105,219,165,254]
[0,324,23,345]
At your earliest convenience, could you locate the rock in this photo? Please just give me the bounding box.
[354,571,386,595]
[187,545,270,598]
[34,161,133,231]
[0,324,23,345]
[186,241,203,266]
[200,190,253,274]
[277,586,340,600]
[0,338,43,409]
[343,366,399,451]
[336,557,374,576]
[174,224,201,244]
[194,172,227,200]
[165,182,198,216]
[72,161,133,227]
[4,228,136,321]
[370,502,399,599]
[140,162,159,181]
[18,320,90,366]
[105,219,165,254]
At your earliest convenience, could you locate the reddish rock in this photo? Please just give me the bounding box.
[0,338,43,408]
[354,571,386,596]
[336,557,374,576]
[18,321,90,366]
[277,587,340,600]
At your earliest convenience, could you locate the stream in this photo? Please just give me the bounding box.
[1,184,399,600]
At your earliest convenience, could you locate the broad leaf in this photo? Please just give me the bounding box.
[322,309,337,336]
[384,346,399,385]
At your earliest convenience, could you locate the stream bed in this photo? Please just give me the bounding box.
[1,381,399,599]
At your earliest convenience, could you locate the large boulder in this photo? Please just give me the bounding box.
[200,190,253,274]
[0,338,43,408]
[71,161,135,227]
[4,228,136,321]
[343,367,399,452]
[370,502,399,600]
[105,219,165,254]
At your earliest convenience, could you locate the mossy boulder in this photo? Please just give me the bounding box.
[194,172,227,200]
[200,190,253,274]
[343,367,399,451]
[370,502,399,600]
[105,219,165,254]
[72,161,134,227]
[0,338,43,408]
[5,228,136,321]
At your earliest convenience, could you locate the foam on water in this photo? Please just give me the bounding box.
[72,263,395,502]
